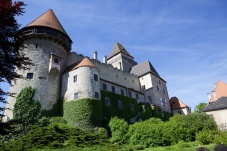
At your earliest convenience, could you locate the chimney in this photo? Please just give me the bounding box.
[94,51,97,60]
[103,55,107,64]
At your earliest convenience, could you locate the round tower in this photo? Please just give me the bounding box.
[3,9,72,121]
[61,57,100,101]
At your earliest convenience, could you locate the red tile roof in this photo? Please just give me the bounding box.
[26,9,68,36]
[169,97,187,110]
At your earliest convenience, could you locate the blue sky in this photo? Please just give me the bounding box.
[1,0,227,111]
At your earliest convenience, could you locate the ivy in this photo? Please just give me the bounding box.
[13,86,41,133]
[101,90,139,123]
[41,99,64,117]
[64,98,102,131]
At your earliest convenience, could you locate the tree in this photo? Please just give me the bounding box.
[0,0,32,117]
[13,87,41,134]
[194,102,207,113]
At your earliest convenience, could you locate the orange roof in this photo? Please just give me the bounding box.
[208,80,227,103]
[63,58,96,74]
[169,97,187,110]
[26,9,68,36]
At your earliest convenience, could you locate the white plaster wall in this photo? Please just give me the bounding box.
[106,54,122,70]
[4,39,68,121]
[172,108,190,115]
[91,59,141,92]
[62,66,100,101]
[139,74,153,90]
[205,109,227,129]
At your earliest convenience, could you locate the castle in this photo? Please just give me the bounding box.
[3,9,171,122]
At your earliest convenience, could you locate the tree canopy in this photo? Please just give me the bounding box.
[194,102,207,113]
[0,0,32,117]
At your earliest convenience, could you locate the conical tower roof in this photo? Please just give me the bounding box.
[26,9,68,36]
[108,42,133,59]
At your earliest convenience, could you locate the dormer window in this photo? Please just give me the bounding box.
[54,58,59,64]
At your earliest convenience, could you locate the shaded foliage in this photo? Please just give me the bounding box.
[0,0,32,117]
[194,102,207,113]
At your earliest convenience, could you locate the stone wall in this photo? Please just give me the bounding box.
[3,38,68,121]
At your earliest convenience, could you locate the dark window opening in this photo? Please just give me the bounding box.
[95,92,99,99]
[111,86,115,93]
[73,75,77,82]
[103,83,107,90]
[74,92,78,100]
[105,97,111,106]
[94,74,98,81]
[121,89,124,96]
[118,100,123,109]
[128,91,132,98]
[27,73,33,79]
[136,94,139,99]
[54,58,59,64]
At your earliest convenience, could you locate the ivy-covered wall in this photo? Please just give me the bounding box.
[101,90,139,123]
[64,98,102,131]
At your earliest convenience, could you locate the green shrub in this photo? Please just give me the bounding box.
[196,129,216,145]
[127,118,166,147]
[177,140,192,148]
[213,131,227,144]
[41,99,64,117]
[64,98,102,131]
[49,117,67,124]
[109,117,129,144]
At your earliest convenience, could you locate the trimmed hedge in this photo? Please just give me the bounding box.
[64,98,102,131]
[101,90,139,123]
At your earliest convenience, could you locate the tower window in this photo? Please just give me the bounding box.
[103,83,107,90]
[111,86,115,93]
[118,100,123,109]
[105,97,111,106]
[27,73,33,79]
[94,74,98,81]
[73,75,77,82]
[136,94,139,99]
[74,92,78,100]
[95,92,99,99]
[54,58,59,64]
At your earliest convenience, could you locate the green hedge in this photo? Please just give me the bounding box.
[64,98,102,131]
[101,90,139,123]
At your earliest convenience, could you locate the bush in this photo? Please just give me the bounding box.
[49,117,67,124]
[127,118,166,147]
[109,117,129,144]
[213,131,227,144]
[196,129,216,145]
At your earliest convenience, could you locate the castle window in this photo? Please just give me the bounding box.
[148,95,152,103]
[162,111,164,117]
[156,85,160,91]
[160,98,166,106]
[73,75,77,82]
[27,73,33,79]
[105,97,111,106]
[95,92,99,99]
[118,100,123,109]
[35,44,38,48]
[120,89,124,96]
[141,85,145,91]
[94,74,98,81]
[74,92,78,100]
[163,88,166,94]
[111,86,115,93]
[159,80,161,84]
[103,83,107,90]
[136,94,139,99]
[130,103,134,111]
[54,58,59,64]
[128,91,132,98]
